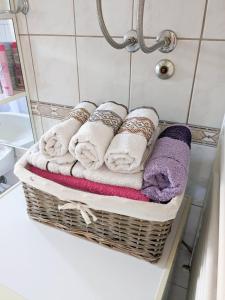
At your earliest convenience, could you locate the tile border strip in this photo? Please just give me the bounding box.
[159,120,220,147]
[31,101,220,147]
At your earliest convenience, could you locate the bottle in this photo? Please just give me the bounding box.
[11,42,24,90]
[0,43,13,96]
[2,42,16,90]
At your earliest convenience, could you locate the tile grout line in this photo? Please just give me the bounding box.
[18,33,225,42]
[186,0,209,123]
[128,0,135,109]
[72,0,81,103]
[201,37,225,41]
[131,0,135,30]
[24,13,44,134]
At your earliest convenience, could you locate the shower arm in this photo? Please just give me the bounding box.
[96,0,137,50]
[137,0,167,53]
[137,0,177,53]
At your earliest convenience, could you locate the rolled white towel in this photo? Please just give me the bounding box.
[69,101,128,170]
[27,144,77,175]
[39,101,97,157]
[26,144,142,189]
[104,107,159,173]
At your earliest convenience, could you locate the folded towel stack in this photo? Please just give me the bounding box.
[141,125,192,202]
[25,100,191,204]
[27,144,143,190]
[69,101,128,170]
[105,107,159,173]
[40,101,97,157]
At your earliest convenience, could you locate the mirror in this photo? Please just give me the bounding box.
[0,18,35,194]
[0,19,34,148]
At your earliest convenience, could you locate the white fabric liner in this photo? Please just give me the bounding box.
[14,154,185,222]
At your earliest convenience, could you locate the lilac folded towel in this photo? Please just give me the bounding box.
[141,125,191,202]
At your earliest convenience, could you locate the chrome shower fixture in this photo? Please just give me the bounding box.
[96,0,138,51]
[96,0,177,54]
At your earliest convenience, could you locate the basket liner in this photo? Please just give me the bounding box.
[14,153,184,223]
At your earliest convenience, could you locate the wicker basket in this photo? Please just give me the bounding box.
[15,156,185,263]
[23,183,177,263]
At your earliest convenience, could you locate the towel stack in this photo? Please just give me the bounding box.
[26,101,191,203]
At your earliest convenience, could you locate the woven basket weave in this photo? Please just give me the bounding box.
[23,183,173,263]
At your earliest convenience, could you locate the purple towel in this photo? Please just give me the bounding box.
[142,126,191,202]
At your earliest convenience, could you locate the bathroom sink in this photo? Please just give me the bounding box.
[0,145,14,176]
[0,112,34,148]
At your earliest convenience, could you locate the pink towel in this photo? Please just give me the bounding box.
[27,164,149,202]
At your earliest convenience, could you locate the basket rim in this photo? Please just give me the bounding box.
[14,154,185,222]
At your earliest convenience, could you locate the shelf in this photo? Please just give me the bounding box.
[0,184,191,300]
[0,90,26,105]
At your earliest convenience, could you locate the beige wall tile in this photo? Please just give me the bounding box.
[130,40,199,122]
[203,0,225,39]
[75,0,133,36]
[189,41,225,127]
[30,36,79,106]
[133,0,206,38]
[26,0,75,35]
[19,35,38,101]
[77,37,130,106]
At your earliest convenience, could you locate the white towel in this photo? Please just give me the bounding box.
[27,144,77,175]
[69,101,127,170]
[133,126,160,173]
[39,101,97,157]
[105,107,159,173]
[75,164,142,189]
[26,144,142,189]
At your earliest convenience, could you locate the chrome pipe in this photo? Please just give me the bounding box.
[96,0,176,54]
[137,0,169,53]
[96,0,136,50]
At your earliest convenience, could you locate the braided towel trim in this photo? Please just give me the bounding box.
[118,117,155,141]
[68,107,90,124]
[89,109,123,134]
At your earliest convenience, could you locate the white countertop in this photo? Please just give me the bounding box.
[0,184,190,300]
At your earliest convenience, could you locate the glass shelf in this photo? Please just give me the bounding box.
[0,90,26,105]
